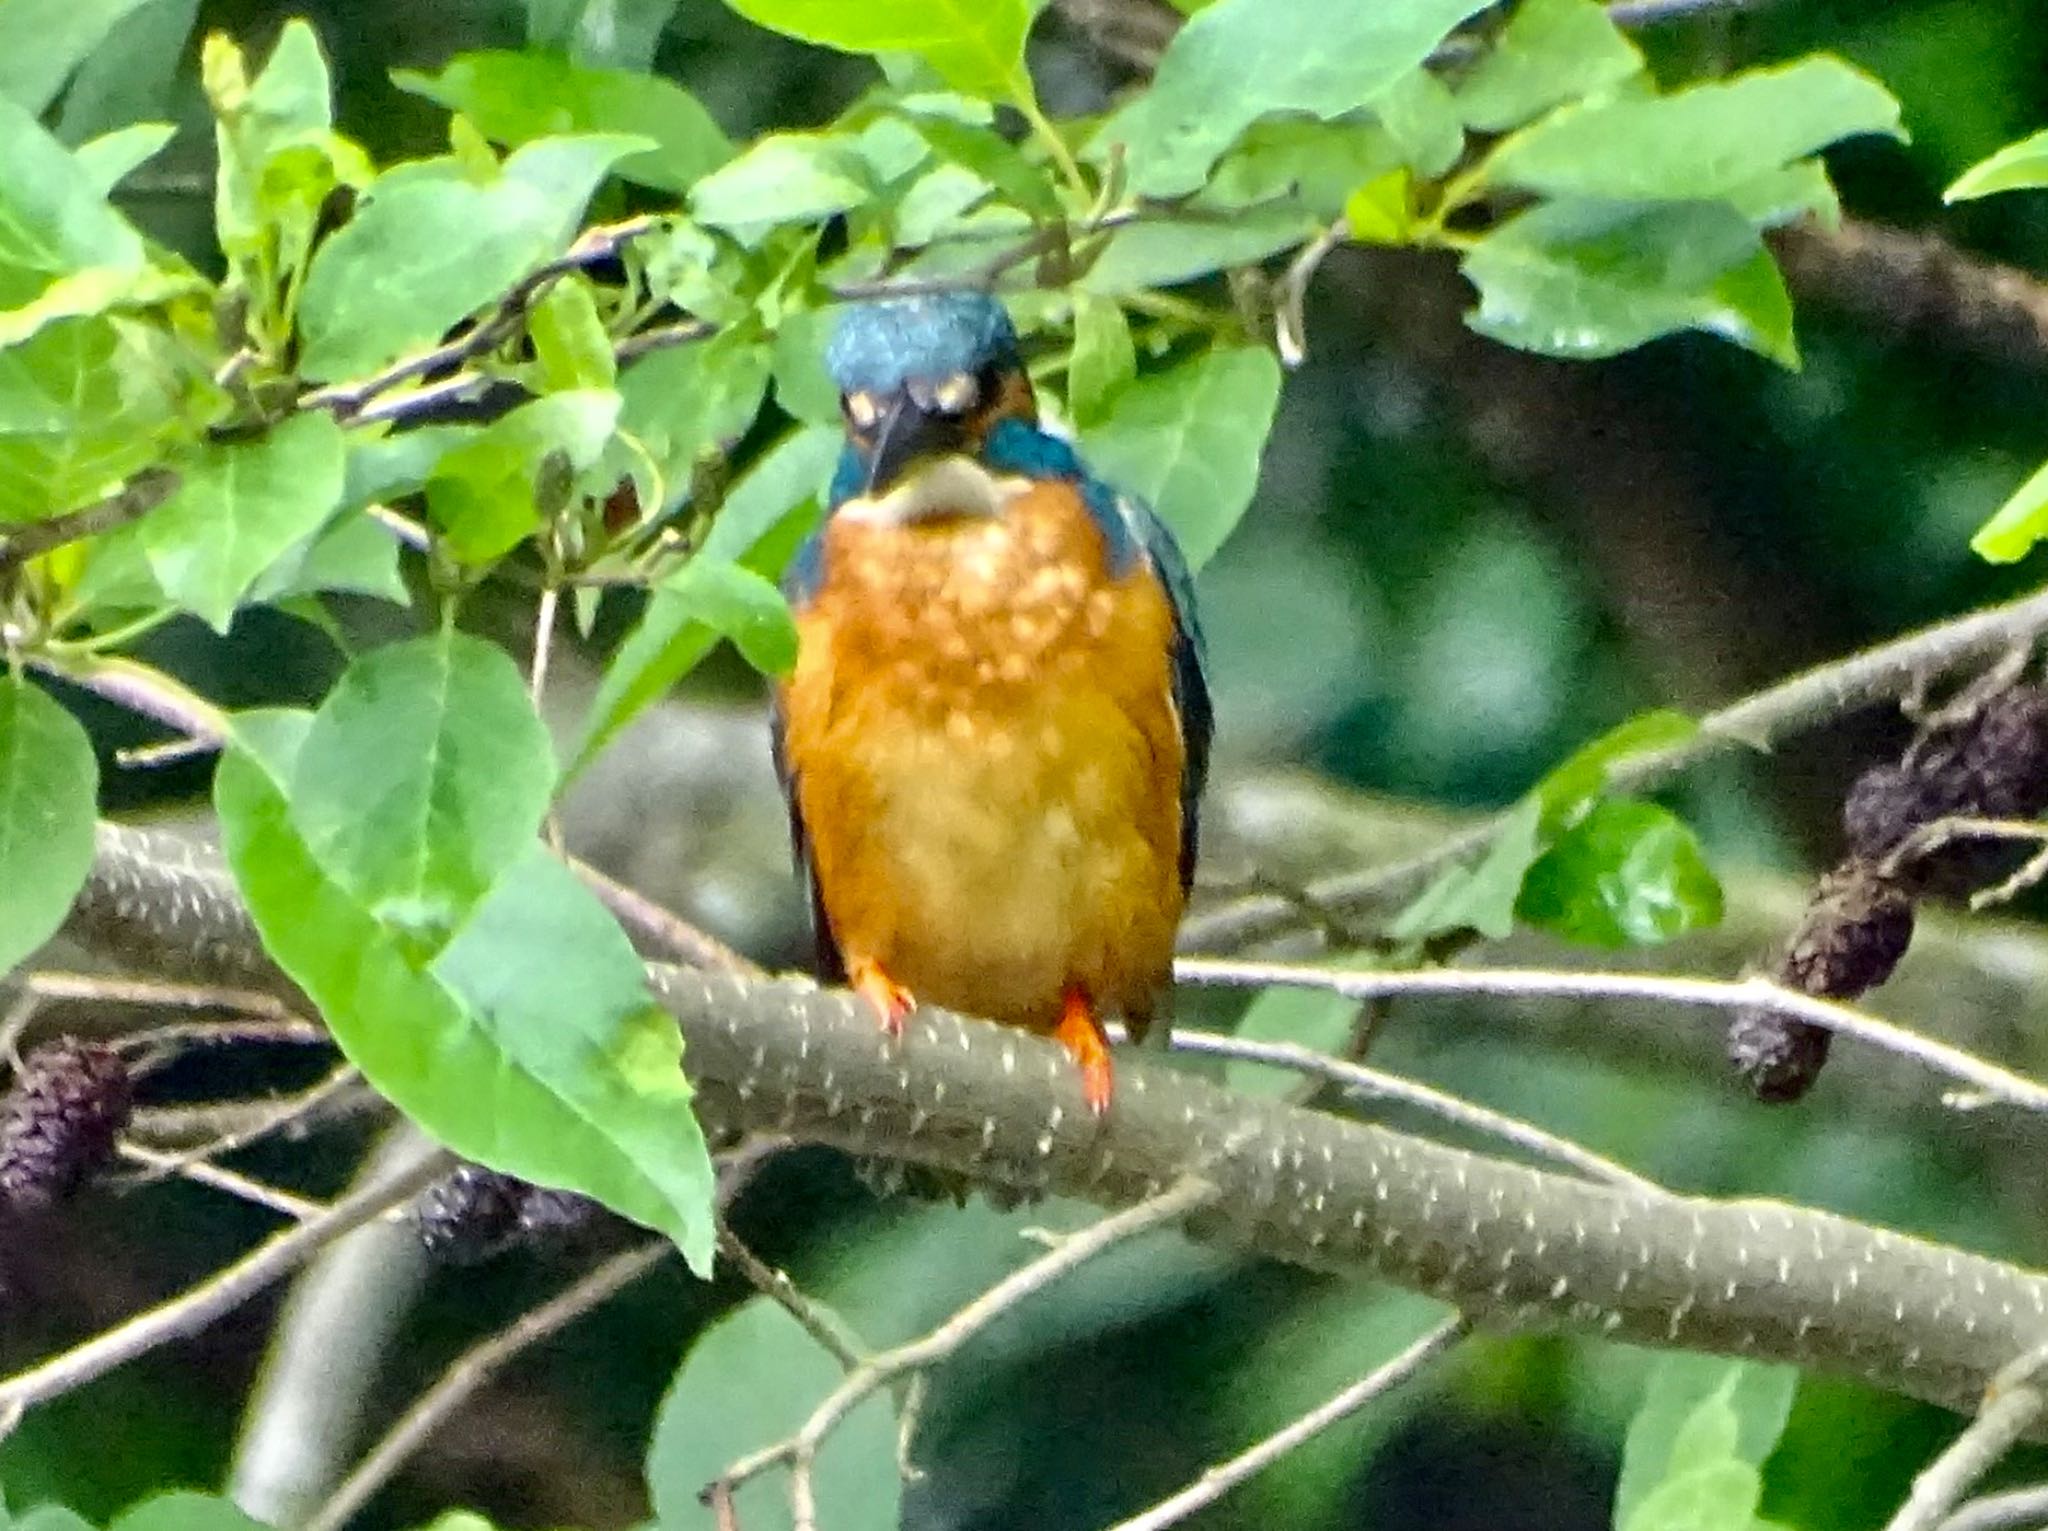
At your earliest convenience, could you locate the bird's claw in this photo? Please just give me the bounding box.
[850,958,916,1038]
[1054,988,1114,1116]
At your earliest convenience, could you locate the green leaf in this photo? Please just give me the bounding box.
[248,511,408,605]
[72,124,178,196]
[1616,1356,1796,1531]
[573,427,829,770]
[1080,345,1281,569]
[1948,126,2048,201]
[1387,793,1543,943]
[1067,295,1135,426]
[204,22,342,266]
[769,308,841,426]
[0,676,98,977]
[523,0,684,69]
[111,1494,271,1531]
[142,411,348,633]
[0,92,146,344]
[1461,199,1797,367]
[699,423,839,562]
[394,51,732,194]
[1345,169,1413,245]
[530,275,618,391]
[1096,0,1490,197]
[717,0,1034,104]
[425,388,622,563]
[0,0,158,115]
[689,134,873,239]
[1530,708,1698,828]
[216,727,716,1269]
[1374,65,1463,179]
[1197,118,1402,220]
[341,424,478,511]
[1970,455,2048,564]
[902,111,1059,218]
[1224,980,1361,1098]
[616,333,772,509]
[1076,207,1318,295]
[578,559,796,758]
[430,846,714,1267]
[1516,797,1722,948]
[55,0,199,143]
[297,136,642,380]
[1453,0,1643,133]
[0,316,183,523]
[1625,1461,1764,1531]
[649,1296,901,1531]
[290,631,556,925]
[1486,58,1902,202]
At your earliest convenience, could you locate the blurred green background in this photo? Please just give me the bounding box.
[7,1,2048,1527]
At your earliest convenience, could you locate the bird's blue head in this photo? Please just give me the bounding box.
[824,293,1036,503]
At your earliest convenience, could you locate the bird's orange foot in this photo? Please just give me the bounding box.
[1054,987,1114,1116]
[849,957,915,1038]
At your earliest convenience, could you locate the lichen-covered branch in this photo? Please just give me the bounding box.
[65,821,2048,1427]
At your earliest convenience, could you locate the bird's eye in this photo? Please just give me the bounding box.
[928,371,980,416]
[844,391,882,430]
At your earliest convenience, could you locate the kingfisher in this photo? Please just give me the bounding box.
[770,292,1212,1114]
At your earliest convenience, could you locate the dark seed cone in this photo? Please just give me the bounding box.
[416,1164,526,1263]
[1846,684,2048,893]
[416,1164,606,1264]
[1779,863,1917,999]
[1731,863,1915,1103]
[0,1040,134,1213]
[1728,1006,1834,1105]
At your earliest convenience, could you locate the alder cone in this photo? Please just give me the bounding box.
[1731,863,1914,1103]
[415,1163,603,1263]
[0,1040,134,1212]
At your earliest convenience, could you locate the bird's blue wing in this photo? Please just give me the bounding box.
[1097,483,1212,894]
[771,528,846,982]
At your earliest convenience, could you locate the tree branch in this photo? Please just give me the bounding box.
[0,469,182,575]
[61,821,2048,1431]
[1185,585,2048,952]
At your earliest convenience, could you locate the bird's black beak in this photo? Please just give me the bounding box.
[863,389,967,495]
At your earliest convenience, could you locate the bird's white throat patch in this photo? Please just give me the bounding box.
[838,455,1032,526]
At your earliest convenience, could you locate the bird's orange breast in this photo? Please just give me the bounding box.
[778,480,1186,1032]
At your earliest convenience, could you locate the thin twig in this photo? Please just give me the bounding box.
[0,469,182,573]
[1174,958,2048,1116]
[299,1240,671,1531]
[1940,1483,2048,1531]
[716,1224,868,1372]
[1106,1317,1466,1531]
[0,1147,452,1419]
[16,971,297,1018]
[704,1177,1217,1524]
[1184,585,2048,953]
[299,218,660,421]
[127,1063,363,1179]
[1889,1342,2048,1531]
[1154,1027,1657,1190]
[116,1142,327,1221]
[1276,219,1351,368]
[571,858,760,974]
[129,1082,385,1152]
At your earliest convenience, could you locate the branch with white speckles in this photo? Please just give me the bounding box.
[62,822,2048,1428]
